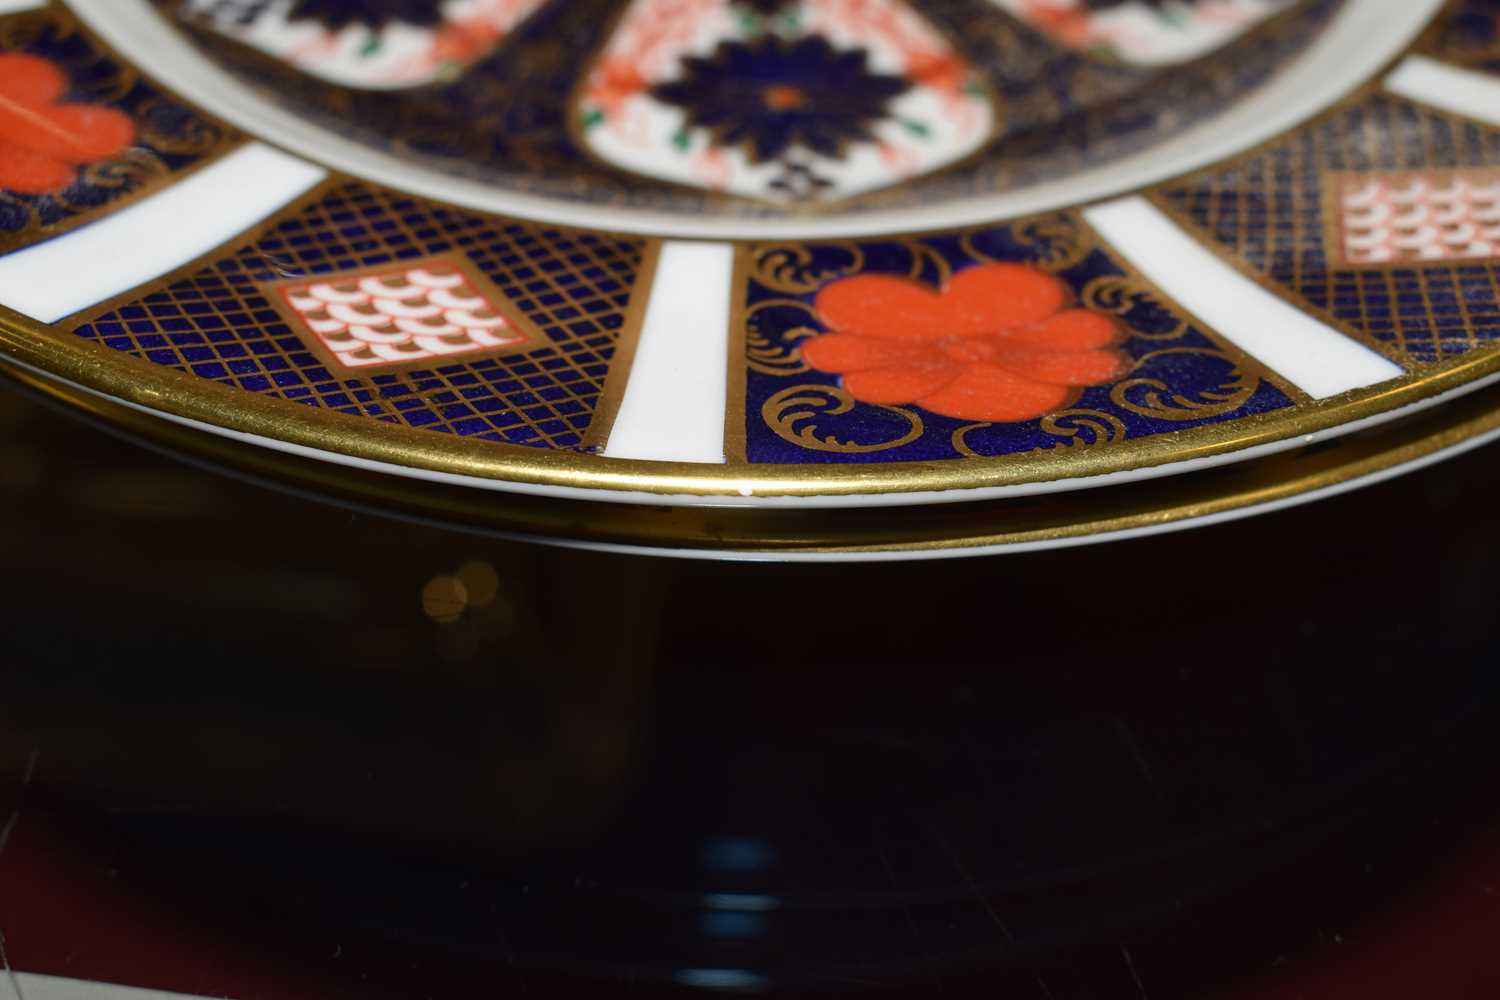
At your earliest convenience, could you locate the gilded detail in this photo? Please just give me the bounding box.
[762,383,925,453]
[0,7,238,256]
[1108,349,1261,421]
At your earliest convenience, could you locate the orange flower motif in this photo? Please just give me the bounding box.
[904,49,968,93]
[800,263,1129,423]
[0,53,135,196]
[431,17,504,65]
[587,58,649,114]
[1019,0,1098,48]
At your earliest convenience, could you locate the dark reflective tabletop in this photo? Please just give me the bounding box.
[4,375,1500,998]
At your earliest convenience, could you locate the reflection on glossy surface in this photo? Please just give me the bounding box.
[3,378,1500,996]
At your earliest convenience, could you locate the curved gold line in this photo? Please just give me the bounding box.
[762,384,924,453]
[11,354,1500,555]
[744,297,820,318]
[8,305,1500,498]
[950,421,992,458]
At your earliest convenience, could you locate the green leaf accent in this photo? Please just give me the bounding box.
[902,119,932,139]
[671,129,692,151]
[581,108,605,130]
[358,35,383,58]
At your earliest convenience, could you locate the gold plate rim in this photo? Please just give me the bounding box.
[9,351,1500,558]
[6,310,1500,504]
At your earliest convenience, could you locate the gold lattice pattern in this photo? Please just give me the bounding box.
[1157,93,1500,368]
[71,182,646,450]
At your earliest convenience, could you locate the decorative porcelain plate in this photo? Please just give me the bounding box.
[2,0,1500,528]
[12,356,1500,558]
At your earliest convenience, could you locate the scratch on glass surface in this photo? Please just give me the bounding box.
[1122,945,1149,998]
[872,825,939,991]
[0,750,38,858]
[926,822,1016,945]
[1114,718,1156,785]
[0,751,40,1000]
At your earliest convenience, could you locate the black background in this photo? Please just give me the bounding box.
[3,375,1499,997]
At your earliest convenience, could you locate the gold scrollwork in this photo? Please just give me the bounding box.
[747,326,815,376]
[1080,274,1191,341]
[67,149,169,198]
[745,298,819,375]
[951,422,993,458]
[134,98,235,156]
[763,384,923,454]
[1039,408,1129,447]
[954,407,1128,457]
[72,52,139,104]
[1109,349,1260,421]
[0,8,70,50]
[959,214,1091,273]
[748,242,863,293]
[891,238,953,286]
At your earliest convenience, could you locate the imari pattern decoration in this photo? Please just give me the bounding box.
[160,0,1342,217]
[69,182,653,452]
[178,0,552,89]
[575,0,994,203]
[13,0,1500,553]
[990,0,1297,66]
[265,256,537,370]
[0,5,239,256]
[1333,169,1500,267]
[1155,93,1500,367]
[0,53,134,197]
[735,219,1295,464]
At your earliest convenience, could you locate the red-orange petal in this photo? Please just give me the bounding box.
[13,104,135,162]
[944,263,1068,335]
[815,274,947,341]
[801,332,945,373]
[989,345,1130,386]
[0,54,65,108]
[0,141,75,195]
[1006,309,1122,351]
[916,364,1074,422]
[843,363,962,404]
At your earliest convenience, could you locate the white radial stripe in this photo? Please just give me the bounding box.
[1084,197,1404,398]
[0,972,223,1000]
[0,143,325,323]
[603,242,732,463]
[65,0,1441,239]
[0,0,46,12]
[1385,55,1500,129]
